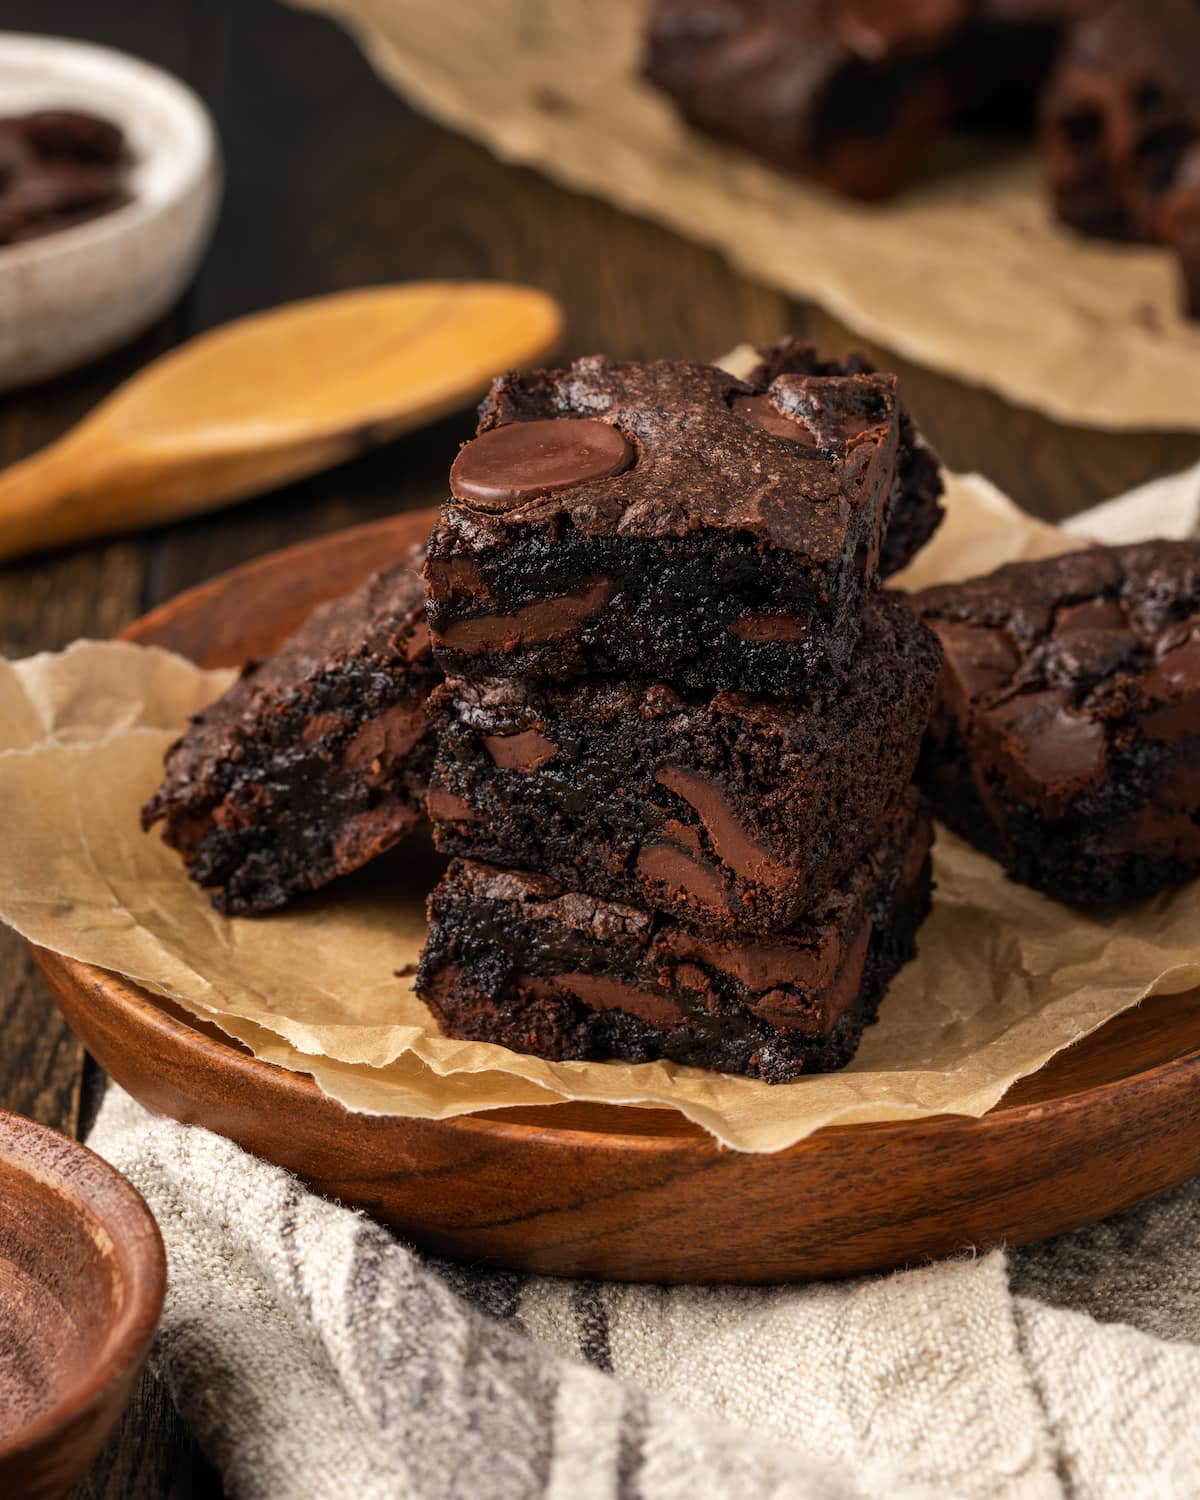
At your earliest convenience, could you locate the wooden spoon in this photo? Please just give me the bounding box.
[0,281,563,562]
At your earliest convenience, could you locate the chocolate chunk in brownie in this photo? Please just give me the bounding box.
[429,595,940,936]
[910,541,1200,905]
[745,337,944,575]
[0,111,129,245]
[425,356,900,694]
[143,553,440,915]
[417,790,933,1083]
[644,0,968,201]
[1041,0,1200,246]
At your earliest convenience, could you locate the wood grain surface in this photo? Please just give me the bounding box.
[32,508,1200,1285]
[3,0,1200,1492]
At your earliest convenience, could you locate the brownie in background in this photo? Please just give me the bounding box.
[911,541,1200,905]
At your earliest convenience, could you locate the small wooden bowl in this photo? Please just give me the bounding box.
[0,1110,165,1500]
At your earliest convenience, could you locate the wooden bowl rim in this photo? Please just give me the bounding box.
[0,1108,166,1466]
[38,948,1200,1156]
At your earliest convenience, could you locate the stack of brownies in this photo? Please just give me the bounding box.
[416,348,944,1081]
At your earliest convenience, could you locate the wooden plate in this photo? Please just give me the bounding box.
[32,508,1200,1284]
[0,1109,165,1500]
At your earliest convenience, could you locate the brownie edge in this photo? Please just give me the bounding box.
[417,790,934,1083]
[143,553,440,914]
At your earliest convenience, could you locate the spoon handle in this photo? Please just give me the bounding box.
[0,426,365,564]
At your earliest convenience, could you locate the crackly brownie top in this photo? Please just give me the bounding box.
[912,542,1200,797]
[441,356,899,558]
[148,552,429,798]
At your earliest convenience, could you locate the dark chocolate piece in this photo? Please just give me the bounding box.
[417,790,933,1082]
[425,355,901,693]
[745,336,944,575]
[449,417,633,509]
[910,540,1200,905]
[143,553,440,915]
[0,111,128,245]
[429,595,940,935]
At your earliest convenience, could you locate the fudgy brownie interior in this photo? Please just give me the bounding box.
[418,790,934,1082]
[429,595,941,935]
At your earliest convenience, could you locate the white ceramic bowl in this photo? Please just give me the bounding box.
[0,33,221,391]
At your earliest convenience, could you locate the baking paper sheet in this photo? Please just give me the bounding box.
[288,0,1200,432]
[2,471,1199,1151]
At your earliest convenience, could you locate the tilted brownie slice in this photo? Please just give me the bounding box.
[143,553,440,915]
[745,337,944,576]
[428,596,940,937]
[417,790,933,1083]
[1041,0,1200,246]
[911,541,1200,905]
[425,356,900,694]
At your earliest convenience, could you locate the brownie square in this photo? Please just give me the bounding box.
[643,0,966,202]
[745,337,944,576]
[143,553,440,914]
[1041,0,1200,246]
[911,542,1200,905]
[417,790,933,1083]
[428,595,940,936]
[425,356,901,694]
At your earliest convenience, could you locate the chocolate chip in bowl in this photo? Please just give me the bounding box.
[0,109,130,246]
[0,32,220,389]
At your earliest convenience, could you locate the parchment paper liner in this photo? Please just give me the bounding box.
[2,473,1200,1153]
[288,0,1200,432]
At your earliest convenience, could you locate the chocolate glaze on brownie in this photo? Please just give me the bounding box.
[745,337,944,576]
[911,541,1200,904]
[428,595,940,936]
[425,356,900,693]
[417,790,933,1082]
[143,552,440,915]
[0,112,128,245]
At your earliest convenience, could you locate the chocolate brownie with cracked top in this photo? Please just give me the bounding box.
[911,541,1200,905]
[143,552,440,915]
[428,595,940,937]
[417,790,933,1083]
[745,337,944,576]
[1041,0,1200,249]
[424,356,901,694]
[643,0,1079,202]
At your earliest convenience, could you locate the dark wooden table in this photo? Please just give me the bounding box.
[2,1,1199,1493]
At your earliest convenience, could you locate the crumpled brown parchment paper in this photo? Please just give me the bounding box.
[287,0,1200,432]
[2,472,1199,1150]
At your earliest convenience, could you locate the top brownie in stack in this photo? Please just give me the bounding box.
[424,356,902,694]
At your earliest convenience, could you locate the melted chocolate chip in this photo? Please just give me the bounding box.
[730,393,817,444]
[450,418,633,510]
